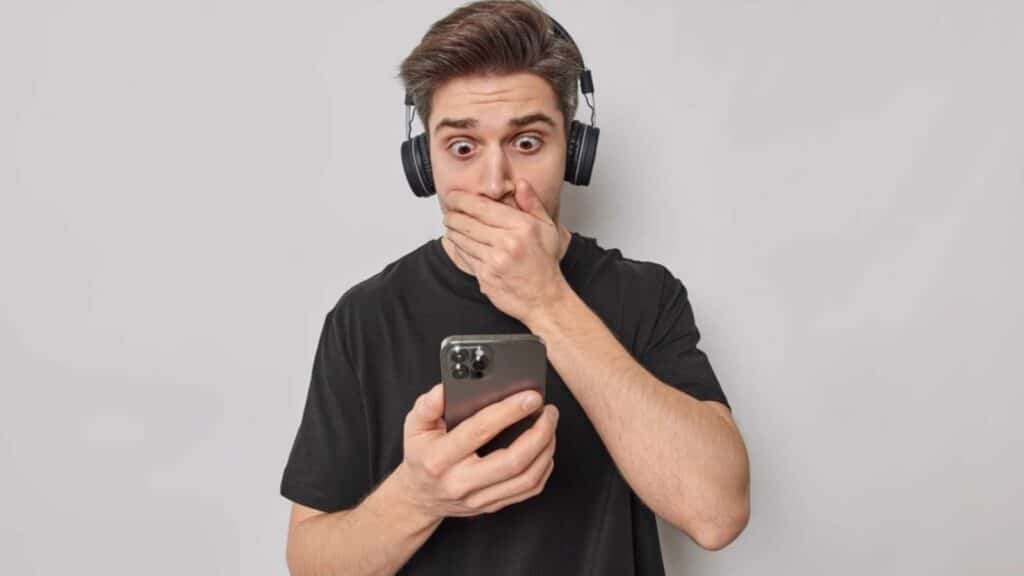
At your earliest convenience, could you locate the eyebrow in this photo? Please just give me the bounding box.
[433,112,557,134]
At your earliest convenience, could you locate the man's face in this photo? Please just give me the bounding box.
[428,72,567,221]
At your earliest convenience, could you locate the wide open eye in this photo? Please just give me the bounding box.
[514,134,543,153]
[448,139,475,158]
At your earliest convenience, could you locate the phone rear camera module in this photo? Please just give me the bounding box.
[452,363,469,379]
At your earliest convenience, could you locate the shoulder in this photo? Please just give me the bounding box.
[573,233,693,354]
[574,232,678,297]
[327,238,432,328]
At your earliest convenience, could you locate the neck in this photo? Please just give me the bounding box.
[442,223,572,278]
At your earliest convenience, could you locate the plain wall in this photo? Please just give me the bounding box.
[2,0,1022,573]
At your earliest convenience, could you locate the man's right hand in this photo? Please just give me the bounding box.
[393,382,559,520]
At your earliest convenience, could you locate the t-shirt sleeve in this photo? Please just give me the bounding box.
[639,266,731,411]
[280,306,372,512]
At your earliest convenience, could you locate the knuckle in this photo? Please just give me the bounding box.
[414,391,429,410]
[543,437,556,460]
[526,480,543,498]
[533,463,551,484]
[531,424,552,450]
[532,457,548,483]
[532,467,552,495]
[463,493,485,511]
[442,478,469,501]
[529,406,553,430]
[515,470,536,494]
[470,422,493,447]
[422,455,445,479]
[507,395,529,414]
[505,450,531,476]
[505,236,523,257]
[496,402,521,425]
[534,460,554,489]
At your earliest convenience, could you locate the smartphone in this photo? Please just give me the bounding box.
[440,333,547,456]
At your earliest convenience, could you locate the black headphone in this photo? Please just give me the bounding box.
[400,15,599,198]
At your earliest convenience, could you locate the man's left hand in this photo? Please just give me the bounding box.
[443,179,569,324]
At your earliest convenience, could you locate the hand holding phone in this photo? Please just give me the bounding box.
[394,381,559,519]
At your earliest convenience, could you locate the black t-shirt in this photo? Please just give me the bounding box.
[280,230,731,575]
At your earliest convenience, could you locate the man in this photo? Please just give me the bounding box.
[279,1,750,574]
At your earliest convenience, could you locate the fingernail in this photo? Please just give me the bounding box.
[521,392,541,412]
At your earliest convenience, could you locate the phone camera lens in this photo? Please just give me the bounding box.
[451,349,468,363]
[471,349,488,371]
[452,363,469,379]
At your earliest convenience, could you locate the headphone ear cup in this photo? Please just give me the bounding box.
[564,121,581,184]
[401,133,436,197]
[564,120,600,186]
[414,133,436,196]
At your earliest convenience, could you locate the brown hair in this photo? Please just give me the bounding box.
[397,0,584,139]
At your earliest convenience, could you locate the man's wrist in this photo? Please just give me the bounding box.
[523,278,573,331]
[370,463,444,533]
[524,278,580,335]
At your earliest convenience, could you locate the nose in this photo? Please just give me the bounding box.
[477,144,515,201]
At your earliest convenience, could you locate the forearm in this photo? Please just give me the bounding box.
[287,465,443,576]
[525,285,749,546]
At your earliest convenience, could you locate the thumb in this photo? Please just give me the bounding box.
[408,383,445,432]
[514,179,552,223]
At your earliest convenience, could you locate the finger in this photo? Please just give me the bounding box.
[405,383,446,434]
[513,178,553,223]
[464,440,556,514]
[431,389,543,471]
[457,404,558,489]
[445,228,490,266]
[447,189,523,229]
[444,211,501,248]
[446,231,484,275]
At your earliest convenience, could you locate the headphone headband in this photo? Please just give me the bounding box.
[404,15,594,109]
[548,16,594,97]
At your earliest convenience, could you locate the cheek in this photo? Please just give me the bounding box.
[536,147,568,187]
[518,147,565,181]
[430,159,471,193]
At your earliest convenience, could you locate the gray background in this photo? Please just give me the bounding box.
[3,0,1022,573]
